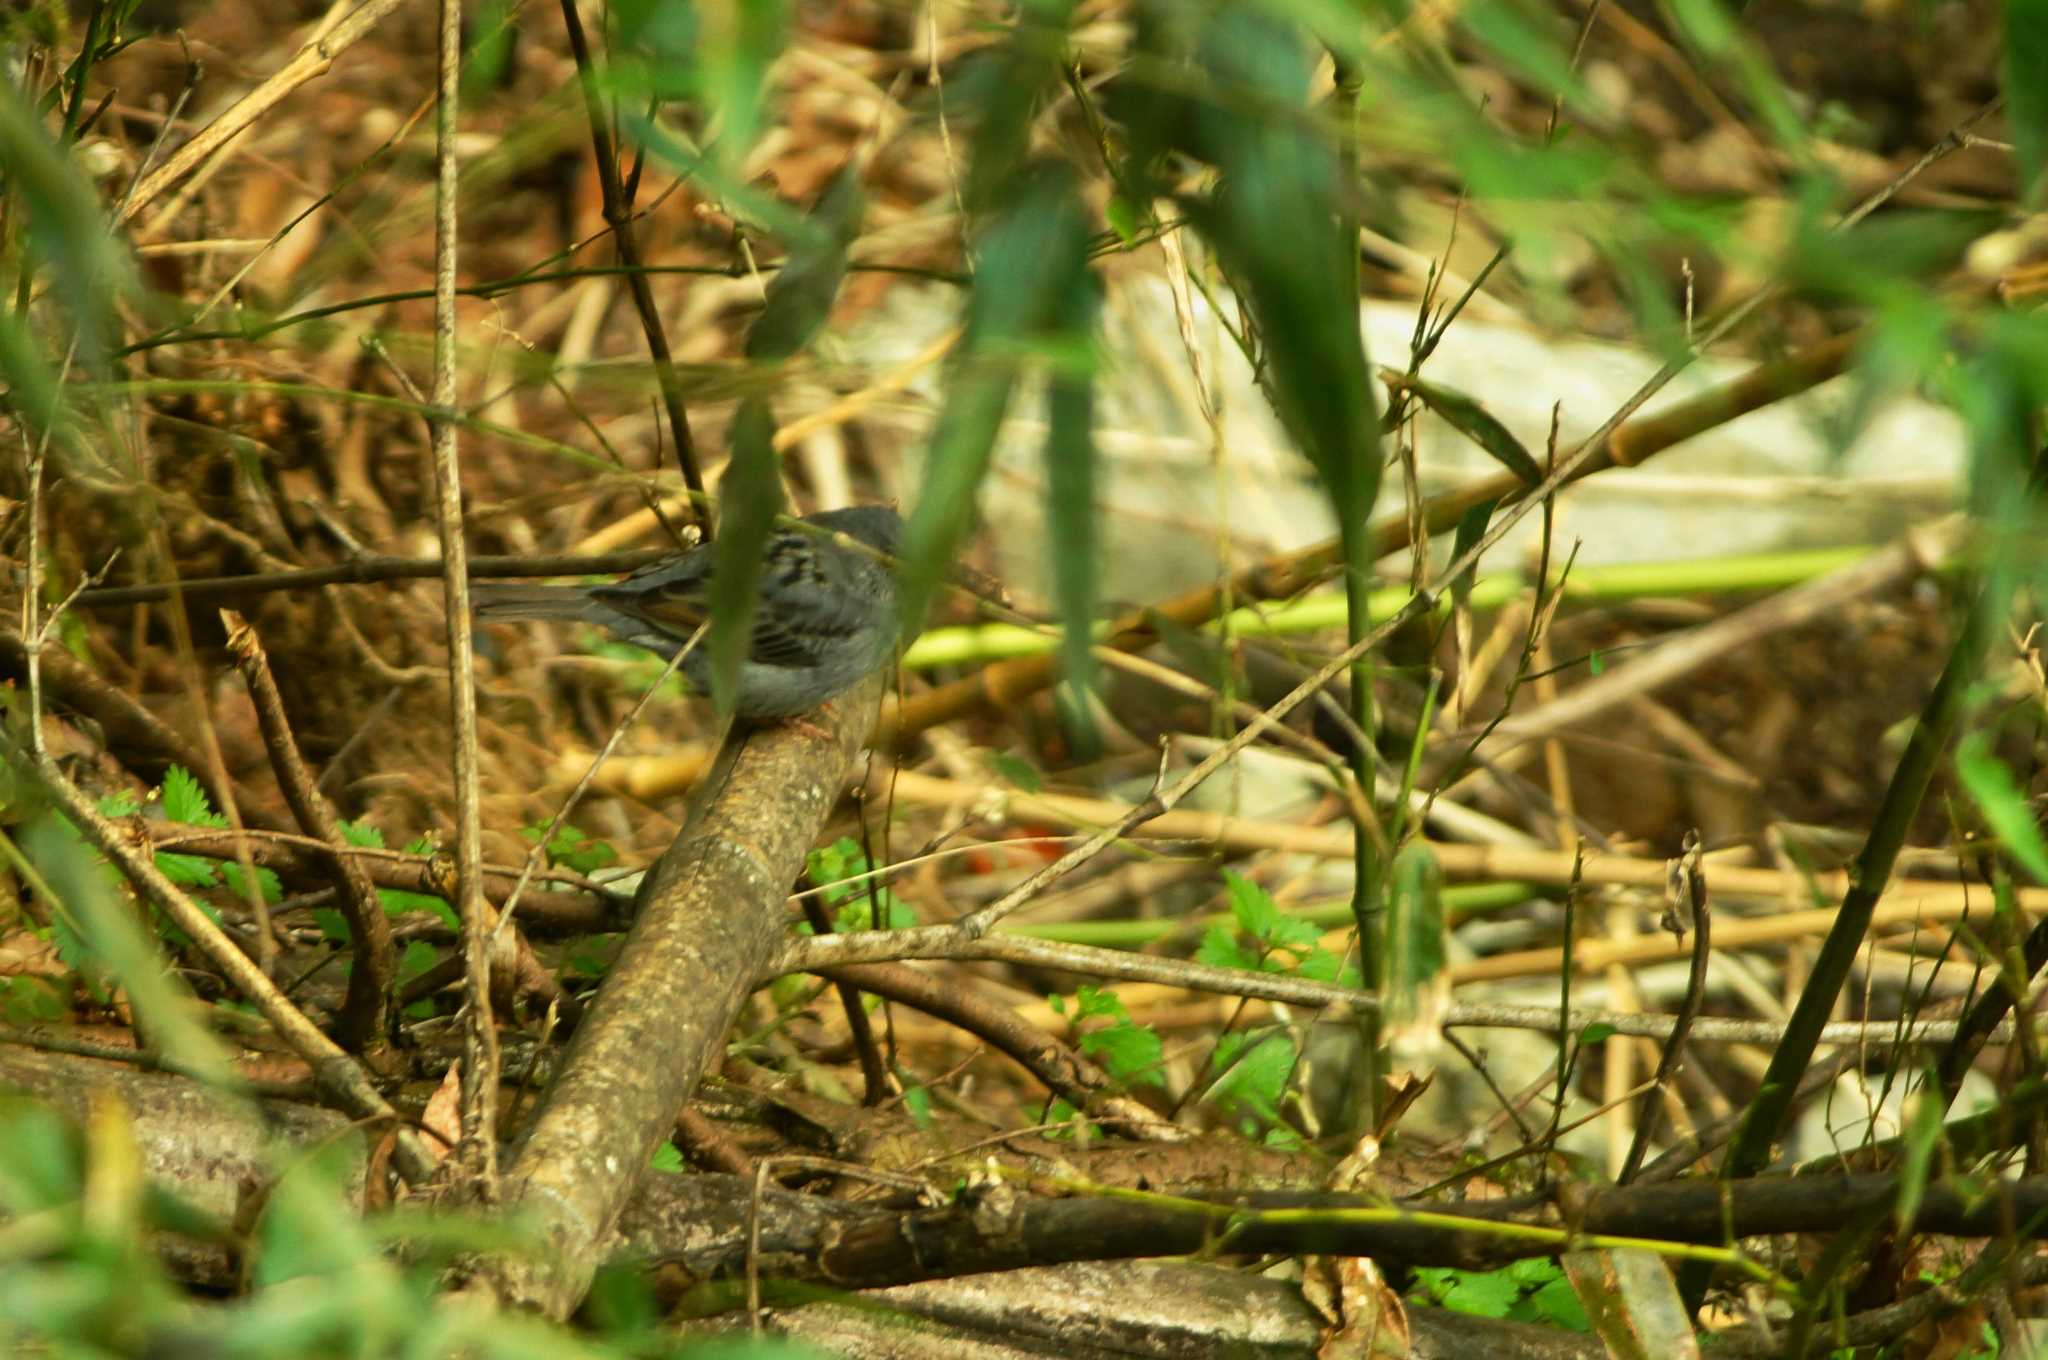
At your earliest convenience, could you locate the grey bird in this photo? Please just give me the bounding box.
[473,505,906,719]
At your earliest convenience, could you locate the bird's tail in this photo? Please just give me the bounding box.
[471,583,600,624]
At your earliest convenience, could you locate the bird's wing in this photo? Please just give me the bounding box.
[590,530,880,668]
[744,530,881,667]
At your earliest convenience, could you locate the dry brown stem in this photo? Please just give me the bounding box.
[224,610,397,1051]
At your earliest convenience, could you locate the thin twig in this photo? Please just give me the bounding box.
[430,0,498,1184]
[73,547,673,609]
[223,611,397,1052]
[558,0,704,508]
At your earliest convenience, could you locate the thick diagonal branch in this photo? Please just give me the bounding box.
[477,674,884,1317]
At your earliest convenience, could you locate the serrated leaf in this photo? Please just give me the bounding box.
[1224,871,1282,941]
[97,790,140,817]
[1072,984,1128,1024]
[20,813,234,1087]
[1080,1021,1164,1087]
[311,908,350,944]
[1441,1269,1522,1319]
[1528,1275,1592,1331]
[338,819,385,849]
[1196,924,1256,972]
[154,852,217,888]
[381,889,457,932]
[1295,948,1342,982]
[221,862,282,905]
[1267,913,1323,952]
[160,766,215,826]
[1207,1031,1296,1126]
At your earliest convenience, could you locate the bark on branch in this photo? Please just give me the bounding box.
[474,674,887,1316]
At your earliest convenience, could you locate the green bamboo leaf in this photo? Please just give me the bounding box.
[2008,0,2048,202]
[1176,7,1382,543]
[745,167,865,362]
[1449,496,1502,606]
[1894,1084,1945,1236]
[957,0,1077,213]
[615,0,790,176]
[1045,267,1102,750]
[1389,375,1541,485]
[1956,733,2048,883]
[0,80,130,380]
[706,398,784,714]
[901,162,1091,631]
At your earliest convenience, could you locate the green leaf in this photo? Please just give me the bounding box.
[1080,1020,1164,1088]
[901,160,1091,632]
[987,751,1044,794]
[0,79,133,373]
[17,814,235,1088]
[706,398,785,716]
[160,765,216,826]
[1045,262,1103,756]
[1894,1083,1946,1236]
[1526,1275,1592,1331]
[382,888,457,931]
[1579,1021,1617,1045]
[523,822,618,876]
[1449,497,1501,606]
[1957,733,2048,883]
[649,1141,684,1173]
[1294,948,1342,983]
[311,908,350,945]
[153,851,217,889]
[1175,8,1382,548]
[96,789,140,818]
[1393,376,1541,486]
[1224,872,1283,942]
[615,0,791,180]
[745,166,865,362]
[1071,984,1129,1024]
[2008,0,2048,202]
[220,862,282,905]
[806,837,862,892]
[830,892,917,935]
[1207,1031,1296,1130]
[397,940,440,1019]
[338,819,385,849]
[0,975,66,1025]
